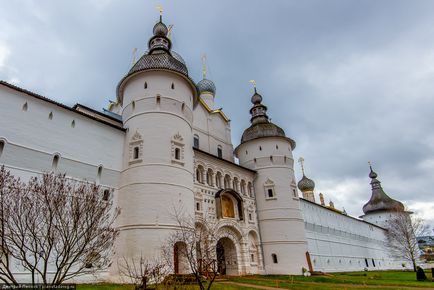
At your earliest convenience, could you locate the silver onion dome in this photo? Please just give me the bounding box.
[297,175,315,192]
[197,78,216,95]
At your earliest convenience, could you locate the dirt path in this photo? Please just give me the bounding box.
[218,280,434,290]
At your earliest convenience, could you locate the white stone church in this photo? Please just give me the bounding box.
[0,16,408,281]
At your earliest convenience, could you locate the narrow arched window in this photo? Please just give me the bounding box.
[171,82,175,89]
[52,155,60,171]
[175,148,180,160]
[181,102,185,112]
[156,95,161,105]
[0,141,4,159]
[22,102,28,111]
[133,147,139,159]
[132,101,136,111]
[272,254,278,264]
[193,135,199,149]
[71,120,75,128]
[103,189,110,201]
[144,82,148,89]
[97,165,103,184]
[48,112,53,120]
[217,145,222,159]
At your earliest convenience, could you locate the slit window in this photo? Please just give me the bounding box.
[174,148,181,160]
[217,146,222,158]
[0,141,4,158]
[272,254,278,264]
[193,135,199,149]
[144,82,148,89]
[171,82,175,89]
[103,190,110,201]
[267,189,274,198]
[52,155,60,171]
[133,147,139,159]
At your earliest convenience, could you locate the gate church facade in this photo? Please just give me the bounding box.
[0,15,408,282]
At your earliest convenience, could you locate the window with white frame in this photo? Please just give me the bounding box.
[264,178,276,200]
[171,133,185,165]
[129,130,143,165]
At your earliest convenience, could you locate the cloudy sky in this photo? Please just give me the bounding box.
[1,0,433,229]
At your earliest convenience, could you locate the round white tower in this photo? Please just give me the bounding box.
[234,88,308,275]
[113,16,198,274]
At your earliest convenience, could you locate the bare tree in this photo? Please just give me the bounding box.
[162,207,220,290]
[118,255,167,289]
[385,210,429,271]
[0,166,120,285]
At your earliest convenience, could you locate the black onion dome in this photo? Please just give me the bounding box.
[362,167,405,214]
[251,92,262,104]
[153,21,168,36]
[298,175,315,192]
[197,78,216,95]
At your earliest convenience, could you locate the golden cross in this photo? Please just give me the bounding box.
[298,157,305,175]
[167,24,173,39]
[249,79,256,88]
[201,54,207,79]
[156,5,163,16]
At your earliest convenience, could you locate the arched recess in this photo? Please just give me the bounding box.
[248,230,262,273]
[215,189,244,220]
[174,241,189,274]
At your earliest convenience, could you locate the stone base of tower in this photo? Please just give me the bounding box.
[262,242,309,275]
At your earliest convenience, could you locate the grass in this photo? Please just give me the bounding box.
[227,270,434,289]
[77,270,434,289]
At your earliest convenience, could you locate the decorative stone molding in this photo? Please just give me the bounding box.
[129,130,143,165]
[171,132,185,166]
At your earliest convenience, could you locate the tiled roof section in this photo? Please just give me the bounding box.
[241,122,296,149]
[116,51,198,102]
[0,81,125,131]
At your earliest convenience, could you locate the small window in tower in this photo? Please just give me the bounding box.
[245,150,248,155]
[171,82,175,89]
[97,165,103,184]
[196,202,200,211]
[22,102,28,111]
[193,135,199,149]
[133,147,139,159]
[276,145,278,149]
[293,189,297,197]
[71,120,75,128]
[217,146,222,158]
[52,154,60,171]
[181,102,185,112]
[272,254,278,264]
[132,101,136,111]
[156,95,161,105]
[48,112,53,120]
[103,189,110,201]
[259,146,262,151]
[267,189,274,198]
[248,213,252,221]
[174,148,181,160]
[251,254,254,262]
[270,156,273,162]
[0,140,5,159]
[144,82,148,89]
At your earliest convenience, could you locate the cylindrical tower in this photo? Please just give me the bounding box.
[112,16,198,275]
[234,88,308,274]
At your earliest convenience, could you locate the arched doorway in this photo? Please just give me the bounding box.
[216,237,238,275]
[174,242,188,274]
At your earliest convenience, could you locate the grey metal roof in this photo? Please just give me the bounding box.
[362,167,405,214]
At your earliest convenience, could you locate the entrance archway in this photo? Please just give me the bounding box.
[216,237,238,275]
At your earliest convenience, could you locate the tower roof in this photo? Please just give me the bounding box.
[362,165,405,214]
[116,16,197,104]
[197,78,216,96]
[240,87,295,148]
[297,175,315,192]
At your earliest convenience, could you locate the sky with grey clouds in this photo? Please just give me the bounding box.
[0,0,433,229]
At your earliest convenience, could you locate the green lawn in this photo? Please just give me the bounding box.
[227,270,434,289]
[77,270,434,289]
